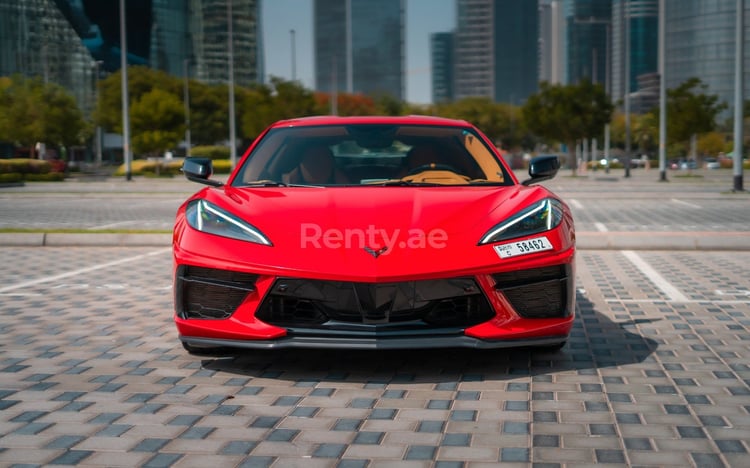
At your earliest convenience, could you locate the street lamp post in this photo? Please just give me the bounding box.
[227,0,237,168]
[183,59,191,158]
[658,0,667,182]
[93,60,103,167]
[733,0,745,192]
[290,29,296,81]
[573,16,612,173]
[119,0,132,181]
[623,0,632,178]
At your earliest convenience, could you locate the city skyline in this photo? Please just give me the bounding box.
[263,0,454,104]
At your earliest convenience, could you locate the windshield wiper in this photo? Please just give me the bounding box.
[242,180,287,187]
[380,180,443,186]
[242,180,326,188]
[467,180,506,186]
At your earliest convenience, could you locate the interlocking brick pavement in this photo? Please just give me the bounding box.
[0,247,749,466]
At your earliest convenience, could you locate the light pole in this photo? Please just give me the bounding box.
[227,0,237,168]
[183,58,191,157]
[119,0,132,181]
[733,0,745,192]
[93,60,103,167]
[290,29,297,81]
[573,16,612,173]
[623,0,632,178]
[658,0,667,181]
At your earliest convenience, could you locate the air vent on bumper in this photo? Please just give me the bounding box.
[175,266,258,319]
[492,265,573,318]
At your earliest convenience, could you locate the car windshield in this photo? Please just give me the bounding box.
[231,124,512,187]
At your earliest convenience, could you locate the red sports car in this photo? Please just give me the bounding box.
[173,115,575,354]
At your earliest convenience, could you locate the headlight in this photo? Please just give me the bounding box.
[479,198,563,245]
[185,199,272,245]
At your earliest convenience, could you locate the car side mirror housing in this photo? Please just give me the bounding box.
[522,155,560,186]
[182,157,223,187]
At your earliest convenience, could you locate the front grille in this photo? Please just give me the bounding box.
[255,277,493,329]
[175,266,258,319]
[492,265,573,319]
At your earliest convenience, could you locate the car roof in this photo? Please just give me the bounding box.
[269,115,473,128]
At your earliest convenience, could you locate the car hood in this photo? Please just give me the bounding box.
[187,185,557,281]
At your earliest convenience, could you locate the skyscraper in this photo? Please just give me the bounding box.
[453,0,539,104]
[190,0,261,87]
[314,0,405,100]
[1,0,263,113]
[564,0,611,88]
[150,0,192,78]
[665,0,750,117]
[539,0,566,85]
[430,32,454,103]
[611,0,658,104]
[0,0,97,113]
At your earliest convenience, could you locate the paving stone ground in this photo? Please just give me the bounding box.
[0,247,749,466]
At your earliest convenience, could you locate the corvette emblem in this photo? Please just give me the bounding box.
[364,246,388,258]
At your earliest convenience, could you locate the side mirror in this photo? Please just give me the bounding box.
[182,157,223,187]
[522,155,560,186]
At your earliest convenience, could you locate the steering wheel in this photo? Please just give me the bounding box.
[407,163,462,176]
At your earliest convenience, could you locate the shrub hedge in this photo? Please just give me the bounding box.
[190,146,230,160]
[0,158,52,175]
[113,157,233,177]
[0,159,66,182]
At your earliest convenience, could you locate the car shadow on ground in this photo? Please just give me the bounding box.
[202,292,660,384]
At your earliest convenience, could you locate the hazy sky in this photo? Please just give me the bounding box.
[262,0,456,104]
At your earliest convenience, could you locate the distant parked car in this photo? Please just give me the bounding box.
[704,157,720,169]
[674,159,697,170]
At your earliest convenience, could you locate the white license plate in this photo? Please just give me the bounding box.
[493,236,553,259]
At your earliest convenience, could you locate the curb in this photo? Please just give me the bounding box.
[1,232,749,250]
[0,233,172,247]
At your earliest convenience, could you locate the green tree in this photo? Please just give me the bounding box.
[96,66,181,134]
[130,88,184,156]
[189,81,229,146]
[697,131,728,156]
[436,97,523,149]
[0,75,87,154]
[655,77,727,150]
[522,79,613,175]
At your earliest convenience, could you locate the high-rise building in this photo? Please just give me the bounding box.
[453,0,539,104]
[430,32,454,103]
[538,0,566,85]
[1,0,263,114]
[665,0,750,117]
[611,0,658,105]
[0,0,97,113]
[564,0,611,88]
[314,0,405,100]
[150,0,192,78]
[190,0,261,87]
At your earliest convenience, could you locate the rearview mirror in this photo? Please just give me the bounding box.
[182,157,223,187]
[522,155,560,186]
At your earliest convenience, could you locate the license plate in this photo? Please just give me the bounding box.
[493,236,553,259]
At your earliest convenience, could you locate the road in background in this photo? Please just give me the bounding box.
[0,169,748,243]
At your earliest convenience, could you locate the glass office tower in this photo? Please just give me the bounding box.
[314,0,405,100]
[431,32,454,103]
[665,0,750,118]
[454,0,539,104]
[611,0,658,104]
[0,0,96,113]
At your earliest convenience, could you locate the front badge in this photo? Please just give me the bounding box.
[493,236,553,259]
